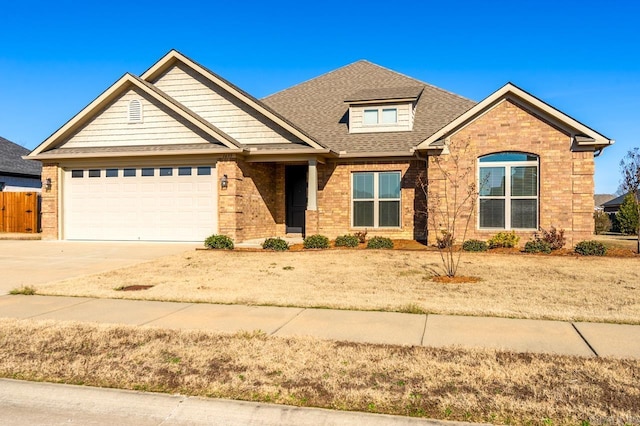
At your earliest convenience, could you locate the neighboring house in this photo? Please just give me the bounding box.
[602,191,640,213]
[27,50,613,245]
[0,136,42,192]
[595,194,616,211]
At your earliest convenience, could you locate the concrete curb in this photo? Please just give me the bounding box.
[0,379,484,426]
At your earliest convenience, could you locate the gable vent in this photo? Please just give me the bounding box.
[128,99,143,123]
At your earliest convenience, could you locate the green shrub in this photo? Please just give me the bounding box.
[574,240,607,256]
[436,230,454,249]
[334,234,359,247]
[204,234,234,250]
[354,229,368,244]
[524,239,552,254]
[303,234,330,249]
[539,227,566,250]
[262,237,289,251]
[488,231,520,248]
[462,239,488,252]
[366,236,394,249]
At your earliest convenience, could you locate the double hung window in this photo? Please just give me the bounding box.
[352,171,401,227]
[478,152,539,229]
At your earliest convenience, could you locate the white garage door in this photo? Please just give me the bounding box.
[63,165,217,241]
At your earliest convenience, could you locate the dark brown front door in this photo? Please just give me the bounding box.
[285,166,307,234]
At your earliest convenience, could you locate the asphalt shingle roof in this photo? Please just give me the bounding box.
[262,60,477,154]
[0,136,41,177]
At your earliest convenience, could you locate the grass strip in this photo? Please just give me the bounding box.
[0,318,638,425]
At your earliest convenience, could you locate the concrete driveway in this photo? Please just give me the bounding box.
[0,240,198,295]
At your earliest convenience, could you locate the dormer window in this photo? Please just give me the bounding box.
[128,99,143,123]
[363,107,398,125]
[345,86,422,134]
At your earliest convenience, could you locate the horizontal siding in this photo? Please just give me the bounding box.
[64,89,218,148]
[153,64,301,145]
[349,103,413,134]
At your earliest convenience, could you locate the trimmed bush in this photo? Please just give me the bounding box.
[574,240,607,256]
[488,231,520,248]
[366,236,394,249]
[262,237,289,251]
[524,239,552,254]
[204,234,234,250]
[334,234,359,248]
[462,239,488,252]
[539,227,566,250]
[303,234,330,249]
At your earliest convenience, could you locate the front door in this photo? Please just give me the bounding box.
[285,165,307,234]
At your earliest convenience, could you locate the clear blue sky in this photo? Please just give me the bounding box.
[1,0,638,194]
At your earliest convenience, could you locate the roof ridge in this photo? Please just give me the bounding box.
[360,60,476,104]
[263,59,369,100]
[263,59,476,105]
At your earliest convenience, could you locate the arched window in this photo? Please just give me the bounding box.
[478,152,539,229]
[128,99,143,123]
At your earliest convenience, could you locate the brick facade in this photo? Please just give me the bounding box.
[426,100,594,247]
[40,163,58,240]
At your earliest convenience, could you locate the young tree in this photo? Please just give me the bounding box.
[619,147,640,253]
[419,138,478,277]
[616,193,639,235]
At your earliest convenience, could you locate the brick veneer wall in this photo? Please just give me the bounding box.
[217,159,282,243]
[315,159,426,240]
[40,163,59,240]
[427,99,595,247]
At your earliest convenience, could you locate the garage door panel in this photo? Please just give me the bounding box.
[64,166,217,241]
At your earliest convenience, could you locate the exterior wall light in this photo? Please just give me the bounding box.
[45,178,52,191]
[221,174,228,190]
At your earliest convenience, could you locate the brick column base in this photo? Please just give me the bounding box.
[305,210,319,237]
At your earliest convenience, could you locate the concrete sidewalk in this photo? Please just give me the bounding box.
[1,295,638,358]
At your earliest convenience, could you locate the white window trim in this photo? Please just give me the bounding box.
[351,171,402,228]
[477,158,539,230]
[128,99,143,123]
[362,106,398,126]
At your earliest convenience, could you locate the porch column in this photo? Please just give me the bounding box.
[307,159,318,211]
[305,159,319,236]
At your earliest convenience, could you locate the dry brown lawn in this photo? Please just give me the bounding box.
[36,249,640,324]
[1,319,638,426]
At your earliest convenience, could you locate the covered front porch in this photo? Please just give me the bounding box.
[216,156,321,244]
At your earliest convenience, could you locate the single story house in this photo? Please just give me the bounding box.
[27,50,613,245]
[602,191,640,214]
[1,136,42,192]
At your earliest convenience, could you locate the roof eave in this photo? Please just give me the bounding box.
[27,148,244,161]
[336,150,416,159]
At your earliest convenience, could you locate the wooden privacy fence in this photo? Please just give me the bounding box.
[0,192,40,233]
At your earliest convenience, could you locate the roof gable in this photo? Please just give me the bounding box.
[0,136,41,177]
[28,73,242,159]
[416,83,613,151]
[262,60,476,155]
[141,50,326,150]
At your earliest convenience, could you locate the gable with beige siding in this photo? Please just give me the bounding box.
[151,63,303,145]
[63,88,222,148]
